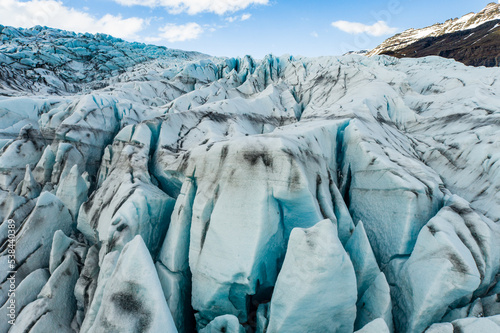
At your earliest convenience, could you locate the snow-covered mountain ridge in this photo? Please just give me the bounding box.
[1,26,500,333]
[378,19,500,67]
[368,2,500,57]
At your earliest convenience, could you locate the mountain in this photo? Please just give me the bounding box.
[368,2,500,66]
[343,50,369,56]
[1,25,500,333]
[380,20,500,67]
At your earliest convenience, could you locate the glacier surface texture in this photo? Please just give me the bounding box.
[1,26,500,333]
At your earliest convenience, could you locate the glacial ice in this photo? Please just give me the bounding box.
[0,192,73,305]
[392,194,500,332]
[11,252,80,333]
[199,315,245,333]
[1,25,500,333]
[424,315,500,332]
[0,269,49,333]
[355,318,390,333]
[77,122,176,255]
[354,272,393,332]
[266,219,357,333]
[345,221,380,300]
[80,235,178,333]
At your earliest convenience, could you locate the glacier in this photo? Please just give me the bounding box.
[1,25,500,333]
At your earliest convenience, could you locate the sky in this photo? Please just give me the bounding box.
[0,0,497,58]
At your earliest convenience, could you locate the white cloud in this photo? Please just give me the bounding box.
[114,0,158,6]
[225,13,251,22]
[331,20,398,37]
[144,36,162,43]
[159,22,203,42]
[311,31,318,38]
[0,0,145,39]
[113,0,268,15]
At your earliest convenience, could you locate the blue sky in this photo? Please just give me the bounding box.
[0,0,496,58]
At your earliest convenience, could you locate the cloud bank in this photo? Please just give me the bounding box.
[113,0,268,15]
[331,20,398,37]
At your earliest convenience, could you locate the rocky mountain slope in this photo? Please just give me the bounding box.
[368,2,500,67]
[380,19,500,67]
[1,26,500,333]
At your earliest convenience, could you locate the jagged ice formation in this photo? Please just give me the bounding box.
[1,26,500,333]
